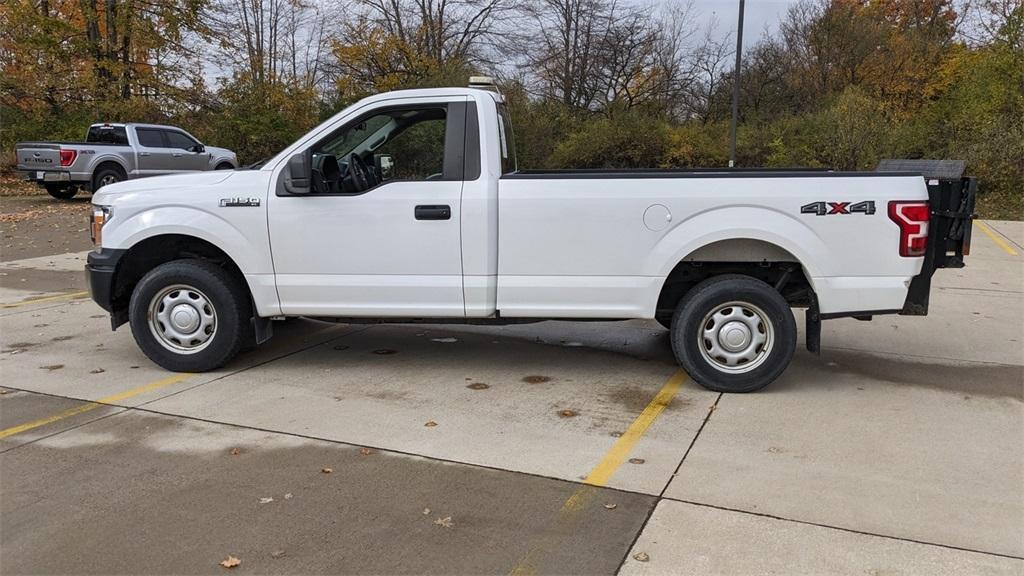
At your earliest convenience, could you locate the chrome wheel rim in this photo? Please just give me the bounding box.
[148,284,217,354]
[698,301,773,373]
[98,174,119,187]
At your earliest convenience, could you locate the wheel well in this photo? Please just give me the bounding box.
[91,161,127,190]
[215,161,235,170]
[656,240,814,319]
[94,160,127,178]
[111,235,250,318]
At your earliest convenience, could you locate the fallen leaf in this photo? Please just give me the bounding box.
[230,447,241,456]
[284,493,293,500]
[433,516,454,528]
[220,555,241,568]
[423,508,431,515]
[39,364,64,371]
[271,549,286,559]
[431,337,458,343]
[604,503,617,510]
[628,458,645,465]
[321,467,333,474]
[633,552,649,562]
[90,368,105,374]
[259,497,274,504]
[359,447,374,455]
[424,421,438,427]
[558,409,577,418]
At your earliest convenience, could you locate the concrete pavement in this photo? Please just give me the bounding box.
[0,216,1021,574]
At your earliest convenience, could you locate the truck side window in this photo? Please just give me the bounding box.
[497,103,517,175]
[165,131,199,150]
[311,106,448,194]
[136,129,164,148]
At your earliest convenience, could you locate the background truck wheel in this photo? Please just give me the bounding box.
[92,165,124,191]
[670,274,796,393]
[129,259,250,372]
[45,184,77,200]
[215,162,234,170]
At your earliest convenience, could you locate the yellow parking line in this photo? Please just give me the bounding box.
[0,291,90,309]
[509,370,687,575]
[976,222,1018,256]
[584,370,687,486]
[0,374,189,440]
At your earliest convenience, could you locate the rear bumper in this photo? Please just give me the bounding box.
[85,248,125,313]
[20,170,89,185]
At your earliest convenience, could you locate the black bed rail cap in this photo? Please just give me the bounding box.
[877,159,966,180]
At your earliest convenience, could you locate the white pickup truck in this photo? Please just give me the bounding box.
[85,80,976,392]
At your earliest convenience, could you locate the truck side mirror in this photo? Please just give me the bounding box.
[284,152,311,194]
[191,144,206,153]
[375,153,394,180]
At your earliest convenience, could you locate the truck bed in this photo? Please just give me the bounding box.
[504,168,921,179]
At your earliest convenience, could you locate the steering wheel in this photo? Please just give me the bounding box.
[344,152,372,192]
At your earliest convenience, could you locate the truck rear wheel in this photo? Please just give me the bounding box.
[129,259,249,372]
[92,165,124,191]
[45,184,77,200]
[670,275,796,393]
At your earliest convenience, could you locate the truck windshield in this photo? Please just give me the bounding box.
[87,125,129,145]
[497,103,517,175]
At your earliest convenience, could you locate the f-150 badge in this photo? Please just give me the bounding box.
[801,201,875,216]
[219,197,260,207]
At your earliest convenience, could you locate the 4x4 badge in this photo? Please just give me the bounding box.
[219,197,260,207]
[801,201,875,216]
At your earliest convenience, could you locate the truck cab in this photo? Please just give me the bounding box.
[85,81,975,393]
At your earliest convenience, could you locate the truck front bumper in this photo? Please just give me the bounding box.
[85,249,125,326]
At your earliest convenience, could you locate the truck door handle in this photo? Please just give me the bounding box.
[415,205,451,220]
[139,152,151,156]
[172,153,183,157]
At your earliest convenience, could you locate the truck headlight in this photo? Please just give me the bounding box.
[90,205,112,246]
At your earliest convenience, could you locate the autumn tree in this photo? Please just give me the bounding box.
[329,0,514,101]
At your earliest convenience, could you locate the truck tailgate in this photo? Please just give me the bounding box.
[16,142,63,172]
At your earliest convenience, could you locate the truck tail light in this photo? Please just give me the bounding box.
[888,201,929,257]
[59,148,77,167]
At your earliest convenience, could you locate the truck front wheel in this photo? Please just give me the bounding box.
[129,260,249,372]
[670,275,796,393]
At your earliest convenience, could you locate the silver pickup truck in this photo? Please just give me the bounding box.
[16,123,237,200]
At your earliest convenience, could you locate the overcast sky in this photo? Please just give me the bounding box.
[689,0,797,44]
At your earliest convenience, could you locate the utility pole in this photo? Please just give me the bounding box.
[728,0,746,168]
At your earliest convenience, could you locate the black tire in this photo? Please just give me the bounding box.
[129,259,250,372]
[670,275,796,393]
[45,184,77,200]
[215,162,234,170]
[92,165,125,191]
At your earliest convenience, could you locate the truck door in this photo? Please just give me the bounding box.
[134,127,176,175]
[267,97,469,317]
[164,130,210,171]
